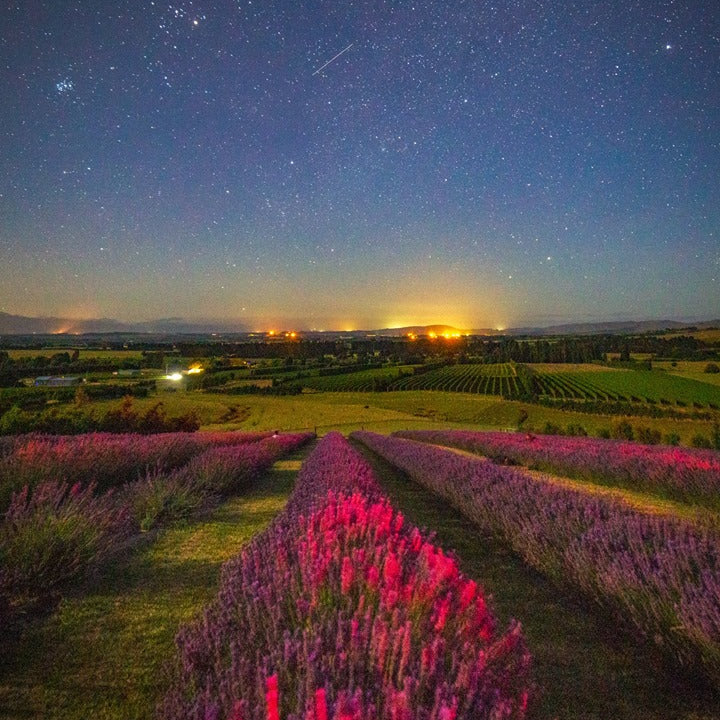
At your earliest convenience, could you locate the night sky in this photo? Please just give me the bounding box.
[1,1,718,331]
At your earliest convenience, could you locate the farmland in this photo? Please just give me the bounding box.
[354,433,720,688]
[267,361,720,409]
[2,427,719,718]
[44,388,717,448]
[297,364,417,391]
[1,341,720,714]
[654,361,720,388]
[385,361,519,394]
[532,367,720,406]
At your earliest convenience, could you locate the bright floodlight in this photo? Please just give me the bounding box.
[167,372,183,381]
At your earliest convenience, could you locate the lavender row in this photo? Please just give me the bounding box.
[0,429,274,510]
[0,432,312,624]
[160,433,531,720]
[354,431,720,685]
[395,429,720,509]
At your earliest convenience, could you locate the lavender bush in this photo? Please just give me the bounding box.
[395,429,720,509]
[123,433,313,532]
[160,433,531,720]
[354,432,720,685]
[0,430,275,510]
[0,480,133,621]
[1,432,312,622]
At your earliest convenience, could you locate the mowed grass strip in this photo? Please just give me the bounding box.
[353,440,720,720]
[0,449,309,720]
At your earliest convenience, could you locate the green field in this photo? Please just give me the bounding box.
[288,361,720,408]
[4,348,146,360]
[88,390,719,446]
[534,368,720,406]
[654,361,720,388]
[298,365,417,391]
[388,362,521,394]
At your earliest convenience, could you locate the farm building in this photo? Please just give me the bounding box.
[34,375,82,387]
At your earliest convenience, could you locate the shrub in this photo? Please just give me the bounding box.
[0,406,33,435]
[99,397,200,434]
[566,424,588,437]
[541,421,562,435]
[0,481,132,621]
[635,426,661,445]
[691,434,712,449]
[122,470,208,532]
[611,420,634,441]
[663,432,681,446]
[704,363,720,374]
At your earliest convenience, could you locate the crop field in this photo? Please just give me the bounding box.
[654,361,720,388]
[287,361,720,409]
[2,428,719,718]
[4,348,146,360]
[297,365,416,391]
[355,432,720,697]
[660,328,720,342]
[280,361,720,409]
[533,367,720,406]
[388,362,522,395]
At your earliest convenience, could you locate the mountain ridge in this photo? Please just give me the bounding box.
[0,312,717,337]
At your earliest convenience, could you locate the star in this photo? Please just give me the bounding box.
[55,78,74,93]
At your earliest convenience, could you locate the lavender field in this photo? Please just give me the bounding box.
[0,430,312,623]
[161,433,531,720]
[394,429,720,509]
[2,427,720,719]
[354,432,720,685]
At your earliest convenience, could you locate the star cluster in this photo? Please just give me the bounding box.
[0,1,718,329]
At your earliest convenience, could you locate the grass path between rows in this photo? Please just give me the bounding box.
[353,440,720,720]
[0,447,311,720]
[437,443,720,530]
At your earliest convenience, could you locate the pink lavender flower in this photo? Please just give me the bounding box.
[160,434,530,720]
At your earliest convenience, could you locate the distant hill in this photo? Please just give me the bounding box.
[0,312,248,335]
[0,312,717,337]
[506,320,720,336]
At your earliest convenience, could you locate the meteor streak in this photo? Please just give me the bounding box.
[312,43,354,75]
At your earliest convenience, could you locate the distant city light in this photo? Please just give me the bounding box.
[166,372,183,381]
